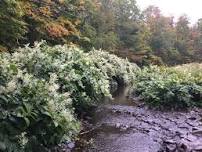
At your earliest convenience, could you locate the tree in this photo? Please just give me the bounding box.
[80,0,120,50]
[113,0,140,22]
[143,6,177,64]
[175,15,192,57]
[191,19,202,61]
[0,0,27,51]
[20,0,81,45]
[0,0,89,51]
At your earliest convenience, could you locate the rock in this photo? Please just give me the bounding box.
[185,134,198,142]
[164,139,176,144]
[194,145,202,151]
[174,138,202,152]
[67,142,75,149]
[166,144,177,151]
[115,123,121,128]
[192,140,202,151]
[70,89,202,152]
[162,139,177,152]
[63,148,71,152]
[192,130,202,136]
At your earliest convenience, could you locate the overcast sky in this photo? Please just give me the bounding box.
[136,0,202,24]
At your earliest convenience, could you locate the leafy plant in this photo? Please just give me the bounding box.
[11,42,138,110]
[0,58,79,151]
[0,42,138,151]
[134,64,202,109]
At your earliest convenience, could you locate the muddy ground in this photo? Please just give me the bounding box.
[58,87,202,152]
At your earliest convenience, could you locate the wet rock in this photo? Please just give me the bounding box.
[166,144,177,152]
[70,87,202,152]
[192,130,202,136]
[194,145,202,152]
[191,139,202,151]
[178,142,190,152]
[115,123,121,128]
[162,140,177,152]
[163,138,202,152]
[53,142,75,152]
[164,139,176,144]
[67,142,75,149]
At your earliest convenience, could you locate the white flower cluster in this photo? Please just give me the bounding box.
[0,41,139,151]
[88,50,139,84]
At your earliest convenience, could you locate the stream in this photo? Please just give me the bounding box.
[59,86,202,152]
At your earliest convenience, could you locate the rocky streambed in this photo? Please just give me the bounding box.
[59,87,202,152]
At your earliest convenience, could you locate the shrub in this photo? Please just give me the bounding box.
[0,57,79,151]
[0,42,138,151]
[88,50,139,85]
[11,42,109,111]
[11,42,138,111]
[134,64,202,109]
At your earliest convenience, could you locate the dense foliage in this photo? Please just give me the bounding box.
[0,42,138,151]
[1,0,202,65]
[0,0,90,52]
[0,0,27,51]
[80,0,202,65]
[134,64,202,109]
[0,58,79,151]
[1,0,201,151]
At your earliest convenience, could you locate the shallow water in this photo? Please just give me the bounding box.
[71,87,202,152]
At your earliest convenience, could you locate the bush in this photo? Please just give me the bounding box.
[0,57,79,151]
[88,50,139,85]
[11,42,138,111]
[11,43,109,111]
[134,64,202,109]
[0,42,138,151]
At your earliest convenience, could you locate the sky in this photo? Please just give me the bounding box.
[136,0,202,24]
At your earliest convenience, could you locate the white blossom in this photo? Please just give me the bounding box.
[6,79,17,92]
